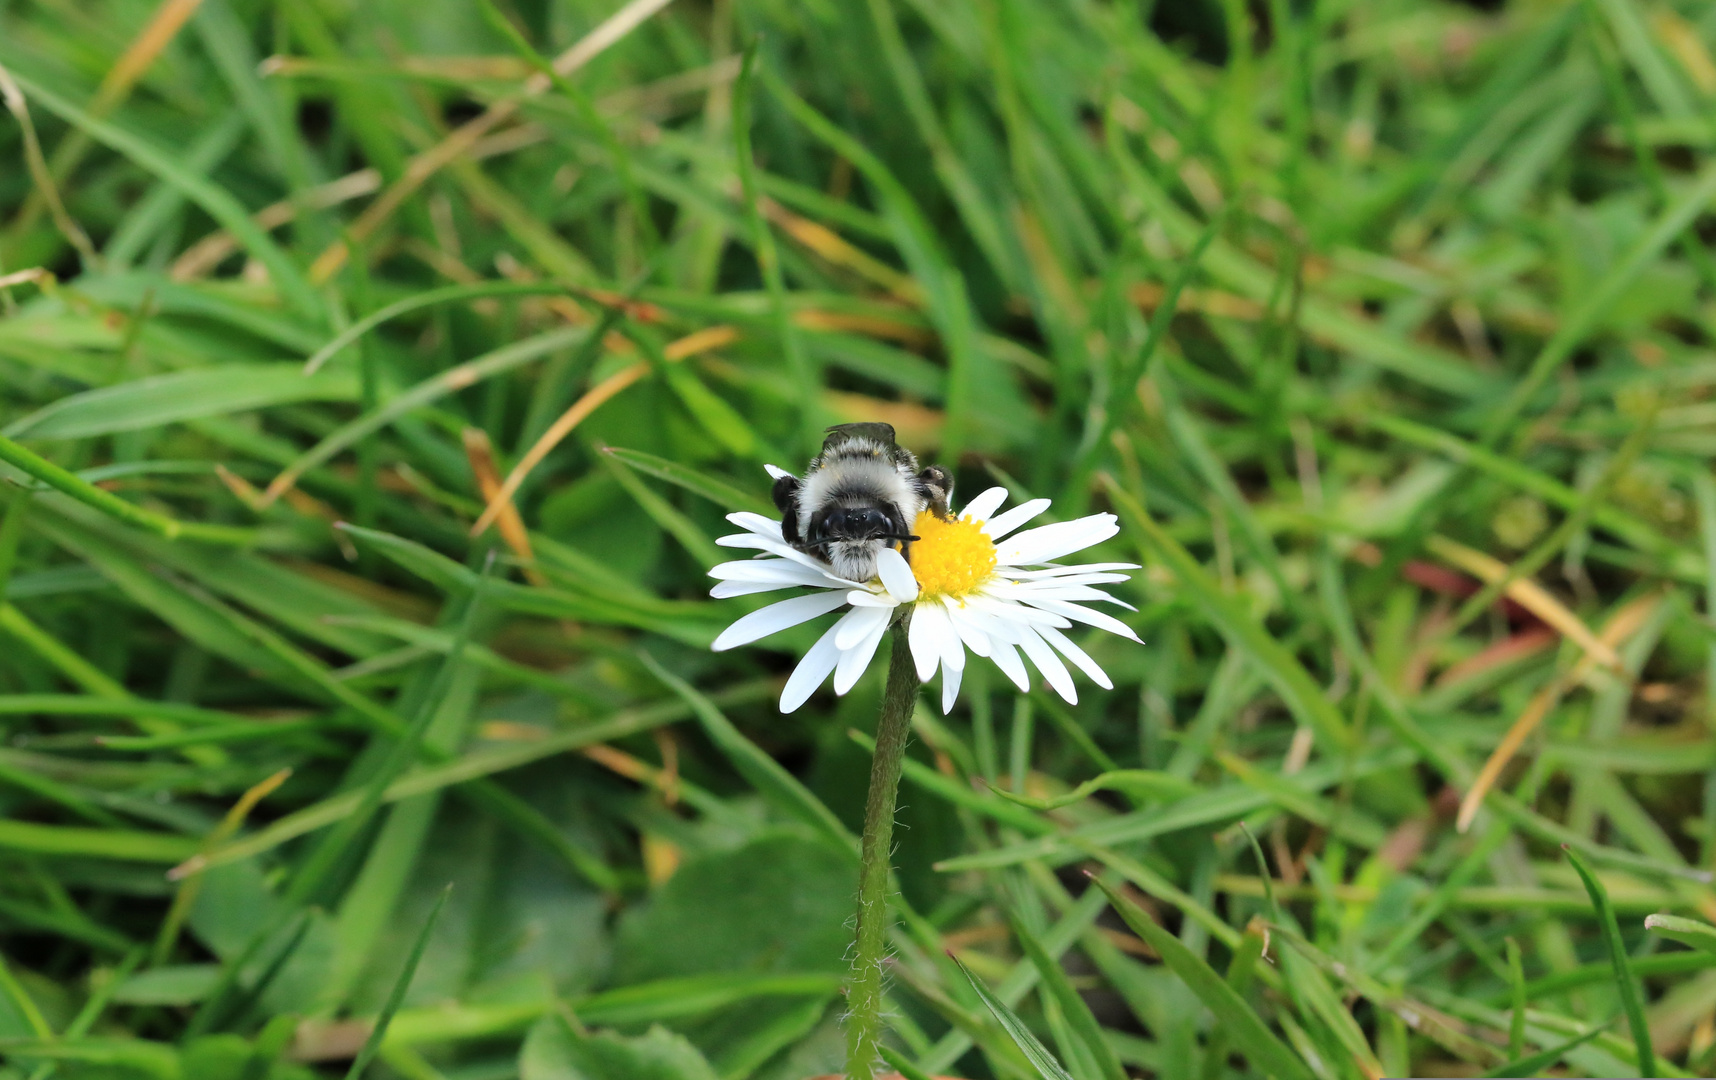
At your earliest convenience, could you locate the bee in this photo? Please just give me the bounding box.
[772,422,952,582]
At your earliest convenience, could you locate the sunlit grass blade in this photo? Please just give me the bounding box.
[982,769,1195,811]
[948,950,1075,1080]
[600,446,773,513]
[0,439,251,544]
[1645,913,1716,955]
[1011,915,1127,1080]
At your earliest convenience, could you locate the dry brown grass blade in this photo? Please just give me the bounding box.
[154,766,291,960]
[174,119,556,282]
[1425,534,1621,671]
[1456,591,1663,832]
[92,0,206,114]
[1130,281,1267,320]
[305,0,678,285]
[793,308,935,345]
[824,392,943,449]
[468,325,738,538]
[0,62,100,267]
[8,0,205,237]
[461,426,543,585]
[1430,625,1558,690]
[763,196,923,303]
[172,169,382,280]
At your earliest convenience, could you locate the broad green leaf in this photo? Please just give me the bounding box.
[613,832,854,983]
[521,1017,720,1080]
[5,364,359,439]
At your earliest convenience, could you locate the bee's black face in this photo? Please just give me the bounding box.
[818,505,893,540]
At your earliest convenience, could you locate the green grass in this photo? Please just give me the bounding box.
[1,0,1715,1076]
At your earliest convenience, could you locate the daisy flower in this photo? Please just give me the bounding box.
[709,474,1141,713]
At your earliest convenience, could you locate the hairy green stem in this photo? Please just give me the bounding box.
[845,615,917,1080]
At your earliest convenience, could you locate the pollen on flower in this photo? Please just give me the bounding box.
[907,510,996,599]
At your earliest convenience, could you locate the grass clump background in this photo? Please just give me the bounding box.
[2,0,1716,1076]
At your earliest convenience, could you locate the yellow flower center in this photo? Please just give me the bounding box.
[907,510,997,599]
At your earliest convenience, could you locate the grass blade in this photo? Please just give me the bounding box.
[344,882,452,1080]
[1645,913,1716,956]
[1101,478,1350,749]
[1010,914,1128,1080]
[1563,845,1655,1077]
[948,950,1075,1080]
[1482,1025,1606,1078]
[1086,874,1314,1080]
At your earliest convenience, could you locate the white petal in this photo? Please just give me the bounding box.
[1037,625,1113,689]
[958,486,1009,523]
[709,559,839,588]
[764,464,794,480]
[836,603,891,650]
[1017,625,1077,704]
[711,579,804,599]
[846,589,898,608]
[987,638,1031,692]
[981,498,1052,540]
[989,581,1118,604]
[1004,571,1134,586]
[876,546,919,603]
[727,511,785,540]
[914,600,965,674]
[712,591,850,651]
[1006,562,1139,579]
[942,599,991,657]
[940,660,963,714]
[965,592,1071,629]
[714,538,862,585]
[996,515,1118,566]
[907,605,942,682]
[834,614,890,694]
[1021,596,1142,641]
[1000,583,1136,611]
[780,621,844,713]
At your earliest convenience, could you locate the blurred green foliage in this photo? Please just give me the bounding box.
[2,0,1716,1076]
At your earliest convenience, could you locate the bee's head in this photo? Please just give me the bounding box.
[812,502,897,543]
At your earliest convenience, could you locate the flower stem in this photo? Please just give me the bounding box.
[845,614,917,1080]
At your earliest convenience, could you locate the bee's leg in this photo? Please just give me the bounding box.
[916,465,953,519]
[772,475,803,545]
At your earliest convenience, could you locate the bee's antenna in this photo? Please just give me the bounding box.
[805,533,919,549]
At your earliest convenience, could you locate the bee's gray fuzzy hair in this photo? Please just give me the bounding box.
[772,423,952,583]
